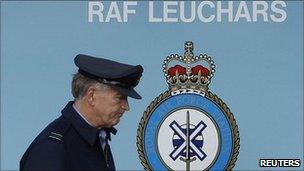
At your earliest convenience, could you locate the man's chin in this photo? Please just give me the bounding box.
[109,119,120,127]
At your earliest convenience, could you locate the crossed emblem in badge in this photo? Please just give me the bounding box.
[169,111,207,163]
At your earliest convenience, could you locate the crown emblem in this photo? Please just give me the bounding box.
[163,41,216,92]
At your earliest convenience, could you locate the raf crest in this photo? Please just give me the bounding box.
[137,42,240,171]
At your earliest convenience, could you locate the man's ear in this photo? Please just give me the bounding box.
[86,86,96,106]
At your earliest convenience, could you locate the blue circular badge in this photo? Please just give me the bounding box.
[143,93,233,170]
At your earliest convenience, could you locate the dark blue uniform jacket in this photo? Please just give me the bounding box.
[20,101,117,171]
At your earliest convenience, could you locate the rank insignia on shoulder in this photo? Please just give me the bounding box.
[137,41,240,170]
[48,132,63,141]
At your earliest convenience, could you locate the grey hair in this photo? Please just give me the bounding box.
[71,72,109,99]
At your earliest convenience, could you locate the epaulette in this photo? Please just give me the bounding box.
[48,116,71,142]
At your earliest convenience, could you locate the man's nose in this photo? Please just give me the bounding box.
[122,98,130,111]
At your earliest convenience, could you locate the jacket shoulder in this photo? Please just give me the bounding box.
[21,137,66,171]
[20,116,71,171]
[46,115,71,141]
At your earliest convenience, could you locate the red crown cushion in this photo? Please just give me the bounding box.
[168,65,187,77]
[191,65,209,77]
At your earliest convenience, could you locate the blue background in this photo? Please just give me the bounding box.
[1,1,303,170]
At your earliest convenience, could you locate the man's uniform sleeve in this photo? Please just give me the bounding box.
[21,139,66,171]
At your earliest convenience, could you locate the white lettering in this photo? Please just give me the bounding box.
[234,1,251,22]
[294,159,301,167]
[253,1,269,22]
[149,1,162,22]
[88,2,104,22]
[105,2,122,22]
[260,159,266,166]
[217,1,233,22]
[270,1,287,22]
[180,1,196,23]
[123,1,137,22]
[198,1,215,23]
[163,1,178,22]
[87,1,288,23]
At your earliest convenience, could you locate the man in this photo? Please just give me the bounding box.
[20,54,143,171]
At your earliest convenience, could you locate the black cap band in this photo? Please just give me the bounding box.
[78,69,134,89]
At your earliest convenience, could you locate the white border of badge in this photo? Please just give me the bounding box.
[137,41,240,171]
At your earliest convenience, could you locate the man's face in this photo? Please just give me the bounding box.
[92,86,129,128]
